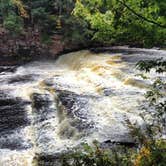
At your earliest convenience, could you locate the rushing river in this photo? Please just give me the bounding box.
[0,47,165,165]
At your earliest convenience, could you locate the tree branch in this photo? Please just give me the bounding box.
[118,0,166,28]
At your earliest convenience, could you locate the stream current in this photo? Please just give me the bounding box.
[0,47,165,165]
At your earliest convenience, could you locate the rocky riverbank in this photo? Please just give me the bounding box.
[0,27,84,66]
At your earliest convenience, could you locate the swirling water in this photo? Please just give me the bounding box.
[0,47,165,165]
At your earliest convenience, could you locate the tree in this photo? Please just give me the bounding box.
[73,0,166,47]
[3,14,23,35]
[0,0,26,35]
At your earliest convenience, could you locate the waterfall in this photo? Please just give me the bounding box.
[0,47,165,165]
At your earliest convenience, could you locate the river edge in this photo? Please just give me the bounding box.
[0,46,165,66]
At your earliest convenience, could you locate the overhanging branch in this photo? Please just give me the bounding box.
[118,0,166,28]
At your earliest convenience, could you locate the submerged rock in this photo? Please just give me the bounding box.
[0,131,32,150]
[8,74,37,84]
[57,90,94,132]
[0,66,16,73]
[31,93,56,123]
[0,91,31,150]
[0,91,31,134]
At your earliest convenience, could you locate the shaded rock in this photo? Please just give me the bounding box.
[0,91,32,150]
[90,46,165,56]
[43,77,74,91]
[31,93,56,123]
[103,88,113,96]
[101,140,137,149]
[8,74,37,84]
[57,90,94,131]
[0,66,16,73]
[34,154,62,166]
[0,91,31,134]
[0,132,32,150]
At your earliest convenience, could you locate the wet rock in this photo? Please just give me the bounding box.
[101,140,137,149]
[0,105,30,132]
[44,77,74,91]
[90,46,165,56]
[31,93,56,123]
[34,154,62,166]
[8,74,37,84]
[43,78,55,87]
[0,66,16,73]
[31,93,59,152]
[0,91,32,150]
[0,91,30,106]
[32,93,52,110]
[57,90,94,131]
[103,88,113,96]
[0,132,32,150]
[0,91,31,134]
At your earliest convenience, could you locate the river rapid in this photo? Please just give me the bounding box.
[0,47,165,165]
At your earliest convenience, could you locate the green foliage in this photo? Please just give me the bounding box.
[136,58,166,73]
[131,59,166,165]
[60,142,133,166]
[1,0,165,47]
[23,0,56,35]
[53,0,92,46]
[59,139,166,166]
[3,14,23,35]
[62,16,93,45]
[0,0,25,36]
[0,0,14,18]
[31,7,56,33]
[73,0,166,47]
[133,139,166,166]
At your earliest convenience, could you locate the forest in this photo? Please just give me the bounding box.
[0,0,166,56]
[0,0,166,166]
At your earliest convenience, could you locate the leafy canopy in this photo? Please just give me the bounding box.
[73,0,166,47]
